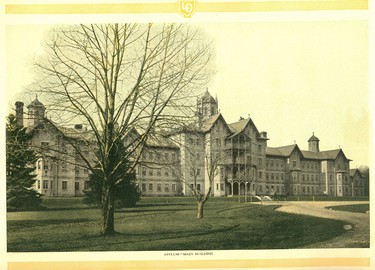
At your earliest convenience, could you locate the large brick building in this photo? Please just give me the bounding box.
[15,91,366,197]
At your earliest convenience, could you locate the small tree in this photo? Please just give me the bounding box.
[84,169,140,208]
[6,114,43,211]
[192,153,222,219]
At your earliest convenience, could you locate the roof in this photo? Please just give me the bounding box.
[266,144,297,157]
[318,149,341,160]
[27,97,45,109]
[308,133,320,142]
[200,113,222,133]
[228,117,260,139]
[200,90,216,103]
[228,118,250,134]
[301,150,320,160]
[350,168,362,177]
[146,134,179,149]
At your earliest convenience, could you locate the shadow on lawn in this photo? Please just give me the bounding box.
[45,223,241,252]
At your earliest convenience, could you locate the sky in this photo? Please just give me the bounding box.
[5,19,370,168]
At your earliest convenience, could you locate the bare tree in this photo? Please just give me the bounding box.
[31,23,214,235]
[171,131,228,219]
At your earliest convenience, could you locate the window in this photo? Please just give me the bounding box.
[62,181,68,190]
[37,160,41,170]
[43,180,49,189]
[142,183,147,192]
[258,158,262,166]
[221,184,224,191]
[43,163,49,170]
[157,184,162,192]
[165,169,169,176]
[84,181,89,190]
[75,182,80,191]
[37,180,40,189]
[165,184,169,192]
[196,169,200,176]
[258,144,262,153]
[216,183,219,190]
[293,160,297,167]
[149,170,153,176]
[197,184,201,191]
[172,184,177,192]
[149,183,153,191]
[259,171,262,179]
[142,168,146,176]
[157,169,161,176]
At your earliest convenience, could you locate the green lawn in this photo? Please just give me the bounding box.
[327,203,370,213]
[7,197,348,252]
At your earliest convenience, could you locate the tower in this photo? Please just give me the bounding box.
[27,97,45,128]
[308,133,320,153]
[196,89,218,124]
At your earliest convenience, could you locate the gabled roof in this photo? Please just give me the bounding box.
[200,113,232,134]
[266,144,300,157]
[146,134,179,149]
[228,117,260,139]
[318,149,344,160]
[350,168,363,177]
[301,150,320,160]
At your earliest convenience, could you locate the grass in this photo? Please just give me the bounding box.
[327,203,370,213]
[7,196,350,252]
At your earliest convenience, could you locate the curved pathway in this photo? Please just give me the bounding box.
[271,201,369,248]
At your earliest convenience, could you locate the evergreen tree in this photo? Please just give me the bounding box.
[6,114,43,211]
[83,169,140,208]
[84,139,140,208]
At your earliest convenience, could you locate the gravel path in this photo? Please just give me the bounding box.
[272,201,370,248]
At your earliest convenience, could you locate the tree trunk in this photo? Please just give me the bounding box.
[197,201,204,219]
[102,181,115,235]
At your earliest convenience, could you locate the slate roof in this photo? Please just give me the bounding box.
[228,118,249,134]
[266,144,297,157]
[200,90,216,103]
[318,149,341,160]
[146,134,179,149]
[200,113,222,133]
[301,150,320,160]
[27,97,45,108]
[349,168,362,177]
[308,133,320,142]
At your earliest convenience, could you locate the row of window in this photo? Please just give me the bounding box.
[141,168,177,177]
[141,183,177,193]
[37,161,89,173]
[36,180,89,191]
[141,151,177,162]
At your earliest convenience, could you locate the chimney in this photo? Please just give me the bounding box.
[15,101,24,127]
